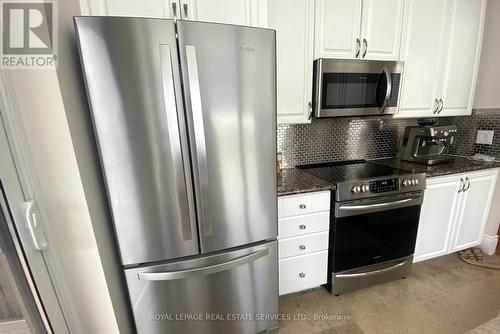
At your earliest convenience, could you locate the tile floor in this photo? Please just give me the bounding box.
[278,254,500,334]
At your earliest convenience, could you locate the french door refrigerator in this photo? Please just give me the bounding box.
[74,17,277,334]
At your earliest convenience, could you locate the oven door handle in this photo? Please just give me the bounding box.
[340,197,413,211]
[335,259,409,278]
[336,195,423,217]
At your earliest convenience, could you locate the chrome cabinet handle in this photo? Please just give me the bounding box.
[172,2,178,18]
[299,272,306,278]
[138,248,269,281]
[299,204,306,209]
[159,44,194,241]
[438,99,444,114]
[458,178,465,193]
[299,245,306,251]
[20,201,47,251]
[183,3,189,18]
[433,99,439,114]
[464,177,471,191]
[308,102,313,119]
[362,38,368,58]
[355,38,361,58]
[186,45,213,237]
[299,224,307,230]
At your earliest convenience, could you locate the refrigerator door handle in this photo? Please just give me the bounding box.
[185,45,213,237]
[159,44,194,241]
[137,247,269,281]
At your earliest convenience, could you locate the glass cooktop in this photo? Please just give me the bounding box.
[297,160,411,184]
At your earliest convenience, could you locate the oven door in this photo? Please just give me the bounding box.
[314,59,402,117]
[331,192,423,273]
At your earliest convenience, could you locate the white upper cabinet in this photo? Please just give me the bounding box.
[270,0,315,124]
[81,0,267,26]
[360,0,405,60]
[397,0,486,118]
[81,0,175,17]
[439,0,485,116]
[451,170,497,252]
[314,0,404,60]
[314,0,362,59]
[473,0,500,109]
[397,0,448,118]
[182,0,268,27]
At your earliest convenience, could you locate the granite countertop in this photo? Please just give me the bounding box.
[371,156,500,178]
[277,168,335,196]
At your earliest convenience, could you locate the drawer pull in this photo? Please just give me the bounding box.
[299,245,306,250]
[299,272,306,278]
[299,224,307,230]
[299,204,306,209]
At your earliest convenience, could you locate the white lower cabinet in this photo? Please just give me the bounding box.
[278,191,330,295]
[279,251,328,296]
[414,169,498,263]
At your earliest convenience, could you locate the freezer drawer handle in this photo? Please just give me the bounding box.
[137,248,269,281]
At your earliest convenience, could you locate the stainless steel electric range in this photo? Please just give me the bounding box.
[297,160,426,295]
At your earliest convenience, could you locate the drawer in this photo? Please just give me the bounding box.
[279,232,329,259]
[278,211,329,238]
[278,191,330,218]
[279,251,328,295]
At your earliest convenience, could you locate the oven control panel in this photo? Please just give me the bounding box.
[369,178,400,193]
[341,174,426,201]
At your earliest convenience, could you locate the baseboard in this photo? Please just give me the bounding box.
[480,234,499,255]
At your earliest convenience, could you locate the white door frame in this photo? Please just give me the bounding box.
[0,70,81,333]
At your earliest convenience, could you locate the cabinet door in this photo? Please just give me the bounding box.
[414,175,461,263]
[451,170,498,252]
[183,0,266,26]
[360,0,404,60]
[438,0,485,116]
[314,0,362,59]
[98,0,175,17]
[396,0,448,118]
[269,0,314,124]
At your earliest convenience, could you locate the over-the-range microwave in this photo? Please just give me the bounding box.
[313,59,404,118]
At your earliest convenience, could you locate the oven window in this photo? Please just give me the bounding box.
[332,205,421,272]
[322,73,379,109]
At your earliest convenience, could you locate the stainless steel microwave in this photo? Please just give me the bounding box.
[314,59,403,118]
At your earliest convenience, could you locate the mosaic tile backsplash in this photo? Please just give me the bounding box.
[277,109,500,168]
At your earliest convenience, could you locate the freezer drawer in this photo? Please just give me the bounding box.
[124,241,278,334]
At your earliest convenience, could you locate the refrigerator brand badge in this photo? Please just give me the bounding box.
[0,0,58,69]
[238,46,255,52]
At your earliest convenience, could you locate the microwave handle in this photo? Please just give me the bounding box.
[378,68,392,112]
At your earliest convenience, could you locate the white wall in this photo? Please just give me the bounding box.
[7,69,119,334]
[473,0,500,109]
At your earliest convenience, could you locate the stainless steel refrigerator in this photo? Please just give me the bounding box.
[74,17,277,334]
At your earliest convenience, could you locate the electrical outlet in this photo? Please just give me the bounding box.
[476,130,494,145]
